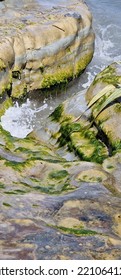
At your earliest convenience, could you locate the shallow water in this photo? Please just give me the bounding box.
[1,0,121,138]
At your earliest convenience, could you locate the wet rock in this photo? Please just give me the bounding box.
[0,146,26,162]
[49,92,108,163]
[0,0,94,99]
[1,60,121,259]
[103,152,121,193]
[86,62,121,152]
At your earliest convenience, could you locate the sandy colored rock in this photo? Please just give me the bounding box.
[0,0,94,98]
[86,62,121,150]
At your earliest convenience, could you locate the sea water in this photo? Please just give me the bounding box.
[1,0,121,138]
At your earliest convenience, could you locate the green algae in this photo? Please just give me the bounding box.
[56,121,108,164]
[41,52,93,90]
[106,165,114,170]
[4,159,31,172]
[11,82,27,99]
[51,225,98,236]
[93,64,121,86]
[49,170,69,180]
[114,103,121,113]
[50,104,64,122]
[41,67,73,89]
[0,98,13,117]
[75,52,93,77]
[0,183,5,189]
[0,73,12,97]
[4,189,28,195]
[0,125,15,150]
[3,202,12,207]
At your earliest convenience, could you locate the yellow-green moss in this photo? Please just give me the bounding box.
[11,82,27,99]
[49,169,69,180]
[93,64,121,86]
[0,125,15,150]
[56,122,108,163]
[114,103,121,113]
[41,66,73,89]
[50,225,97,236]
[0,98,13,117]
[41,52,93,89]
[50,104,64,122]
[0,72,12,96]
[75,51,93,77]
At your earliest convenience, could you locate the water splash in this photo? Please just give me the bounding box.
[1,99,48,138]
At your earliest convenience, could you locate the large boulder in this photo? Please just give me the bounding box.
[86,62,121,152]
[0,0,94,99]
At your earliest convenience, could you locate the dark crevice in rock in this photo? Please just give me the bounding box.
[94,122,112,157]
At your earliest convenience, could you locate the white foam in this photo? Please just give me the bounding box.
[1,99,48,138]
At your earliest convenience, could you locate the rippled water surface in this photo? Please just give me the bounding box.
[1,0,121,138]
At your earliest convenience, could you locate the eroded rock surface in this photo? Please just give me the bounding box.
[0,74,121,259]
[0,1,121,260]
[0,0,94,99]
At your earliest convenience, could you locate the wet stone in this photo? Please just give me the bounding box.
[0,22,121,259]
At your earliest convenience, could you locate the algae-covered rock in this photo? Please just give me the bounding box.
[86,62,121,153]
[0,0,94,100]
[103,152,121,193]
[1,103,121,259]
[50,92,108,164]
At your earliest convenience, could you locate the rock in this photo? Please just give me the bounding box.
[103,152,121,193]
[0,113,121,259]
[1,29,121,257]
[86,62,121,152]
[0,0,94,99]
[49,91,108,164]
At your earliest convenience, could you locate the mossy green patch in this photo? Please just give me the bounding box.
[52,225,97,236]
[0,125,15,150]
[0,72,12,96]
[106,165,114,170]
[56,121,108,164]
[114,103,121,113]
[93,64,121,86]
[49,169,69,180]
[41,67,73,89]
[11,82,27,99]
[57,122,82,147]
[75,51,93,77]
[4,159,31,172]
[0,183,5,189]
[0,98,13,117]
[4,189,28,195]
[50,104,64,122]
[3,202,12,207]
